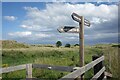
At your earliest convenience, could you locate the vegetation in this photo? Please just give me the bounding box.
[65,43,71,48]
[31,44,55,47]
[2,40,29,49]
[74,44,79,46]
[56,41,62,48]
[111,44,120,48]
[1,40,119,79]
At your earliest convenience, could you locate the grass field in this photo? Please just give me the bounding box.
[1,40,120,79]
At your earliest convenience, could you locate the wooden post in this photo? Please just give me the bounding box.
[78,16,84,80]
[92,55,104,80]
[26,64,32,79]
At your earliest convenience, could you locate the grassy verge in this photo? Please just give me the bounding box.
[2,44,119,79]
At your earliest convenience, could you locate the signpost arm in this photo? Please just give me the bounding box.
[79,16,84,80]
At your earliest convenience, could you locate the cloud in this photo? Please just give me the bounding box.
[91,17,110,24]
[8,3,118,44]
[4,16,17,21]
[8,31,54,40]
[85,32,118,40]
[34,33,50,38]
[21,3,117,31]
[8,31,32,37]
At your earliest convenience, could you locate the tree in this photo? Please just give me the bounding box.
[65,43,71,48]
[74,44,79,46]
[56,41,62,47]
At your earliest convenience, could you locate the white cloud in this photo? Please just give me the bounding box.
[8,31,32,37]
[35,33,49,38]
[89,33,118,40]
[4,16,17,21]
[8,31,53,40]
[21,3,117,32]
[8,3,118,44]
[91,17,110,24]
[20,25,33,29]
[91,17,101,24]
[20,24,53,31]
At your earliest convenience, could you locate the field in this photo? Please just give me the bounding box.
[1,40,120,79]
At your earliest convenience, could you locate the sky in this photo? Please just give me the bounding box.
[2,1,119,45]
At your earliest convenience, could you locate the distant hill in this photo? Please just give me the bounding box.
[1,40,29,49]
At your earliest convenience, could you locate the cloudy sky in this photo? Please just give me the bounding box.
[2,2,118,45]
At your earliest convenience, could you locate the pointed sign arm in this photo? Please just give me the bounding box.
[71,13,82,22]
[71,13,90,27]
[57,26,79,33]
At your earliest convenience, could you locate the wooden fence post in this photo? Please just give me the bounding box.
[26,64,32,79]
[92,55,104,80]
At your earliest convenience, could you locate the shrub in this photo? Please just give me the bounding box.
[65,43,71,48]
[56,41,62,47]
[71,56,75,61]
[2,64,8,67]
[112,44,120,48]
[74,44,79,46]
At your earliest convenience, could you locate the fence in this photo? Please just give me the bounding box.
[60,55,105,80]
[0,55,108,80]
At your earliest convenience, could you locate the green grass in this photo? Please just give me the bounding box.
[2,40,29,49]
[2,42,119,79]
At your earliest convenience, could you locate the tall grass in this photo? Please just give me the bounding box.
[2,44,119,79]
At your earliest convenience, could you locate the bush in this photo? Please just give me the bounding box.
[74,44,79,46]
[65,43,71,48]
[71,56,75,61]
[112,44,120,48]
[2,64,8,67]
[2,40,29,48]
[56,41,62,47]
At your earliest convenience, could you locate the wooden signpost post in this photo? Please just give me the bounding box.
[57,12,90,80]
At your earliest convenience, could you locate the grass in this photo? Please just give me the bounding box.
[1,41,119,79]
[2,40,29,49]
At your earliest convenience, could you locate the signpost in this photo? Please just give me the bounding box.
[57,12,90,80]
[57,26,79,33]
